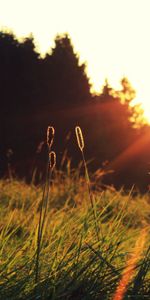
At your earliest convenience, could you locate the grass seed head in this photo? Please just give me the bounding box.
[49,151,56,170]
[47,126,55,149]
[75,126,84,151]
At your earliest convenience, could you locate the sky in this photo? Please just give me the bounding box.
[0,0,150,122]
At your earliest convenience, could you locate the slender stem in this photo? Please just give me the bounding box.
[81,150,101,242]
[35,151,50,286]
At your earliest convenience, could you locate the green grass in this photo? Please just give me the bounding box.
[0,171,150,299]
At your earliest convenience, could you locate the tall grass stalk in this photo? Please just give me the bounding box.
[75,126,101,242]
[35,127,56,291]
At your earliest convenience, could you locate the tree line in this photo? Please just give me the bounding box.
[0,30,150,191]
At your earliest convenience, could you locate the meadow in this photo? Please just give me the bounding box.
[0,166,150,299]
[0,127,150,300]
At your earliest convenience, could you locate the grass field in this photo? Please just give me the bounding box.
[0,167,150,300]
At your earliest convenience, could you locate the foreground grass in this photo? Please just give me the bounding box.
[0,171,150,299]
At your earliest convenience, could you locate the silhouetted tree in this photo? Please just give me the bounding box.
[41,34,91,109]
[0,30,150,190]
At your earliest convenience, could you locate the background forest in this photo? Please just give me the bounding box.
[0,31,150,191]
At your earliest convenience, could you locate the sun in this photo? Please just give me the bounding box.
[133,89,150,125]
[131,94,150,125]
[142,103,150,124]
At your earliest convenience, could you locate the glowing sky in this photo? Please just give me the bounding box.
[0,0,150,121]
